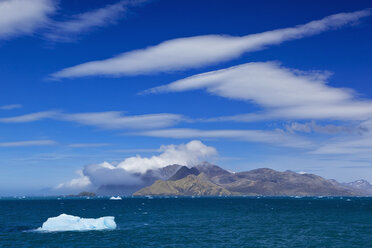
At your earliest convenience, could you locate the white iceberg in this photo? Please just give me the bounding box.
[110,196,122,200]
[37,214,116,232]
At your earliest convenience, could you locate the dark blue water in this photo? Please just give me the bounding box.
[1,197,372,247]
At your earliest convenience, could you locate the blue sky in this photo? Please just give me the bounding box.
[0,0,372,195]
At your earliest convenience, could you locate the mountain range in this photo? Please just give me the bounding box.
[96,162,372,196]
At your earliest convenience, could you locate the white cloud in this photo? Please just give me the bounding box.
[0,0,55,39]
[56,170,92,191]
[45,0,142,42]
[0,0,148,42]
[0,104,22,110]
[58,140,217,189]
[0,140,56,147]
[135,128,312,148]
[50,9,370,78]
[113,140,217,173]
[0,111,184,129]
[148,62,372,122]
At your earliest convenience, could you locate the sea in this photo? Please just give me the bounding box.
[1,196,372,247]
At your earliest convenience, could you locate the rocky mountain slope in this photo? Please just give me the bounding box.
[133,173,233,196]
[210,168,355,196]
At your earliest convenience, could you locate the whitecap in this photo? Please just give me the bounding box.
[36,214,116,232]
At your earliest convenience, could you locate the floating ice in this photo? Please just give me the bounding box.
[37,214,116,232]
[110,196,122,200]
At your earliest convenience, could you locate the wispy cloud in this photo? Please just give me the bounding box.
[135,128,312,148]
[68,143,112,148]
[148,62,372,122]
[50,9,370,79]
[0,110,185,130]
[0,0,55,39]
[311,138,372,155]
[0,111,59,123]
[0,104,22,110]
[0,140,57,147]
[12,152,76,161]
[45,0,145,42]
[111,148,161,153]
[0,0,148,42]
[285,121,363,134]
[311,119,372,155]
[60,111,184,130]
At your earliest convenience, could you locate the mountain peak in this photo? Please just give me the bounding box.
[195,162,231,178]
[346,179,372,188]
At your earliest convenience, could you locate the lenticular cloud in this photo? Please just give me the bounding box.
[50,9,370,78]
[37,214,116,232]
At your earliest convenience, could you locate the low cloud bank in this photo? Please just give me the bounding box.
[57,140,217,192]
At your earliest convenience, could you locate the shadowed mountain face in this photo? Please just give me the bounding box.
[169,166,200,181]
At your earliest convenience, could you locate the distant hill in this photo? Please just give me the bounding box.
[133,173,233,196]
[343,179,372,195]
[134,163,366,196]
[209,168,355,196]
[67,191,96,197]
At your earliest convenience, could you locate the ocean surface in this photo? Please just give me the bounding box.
[1,197,372,247]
